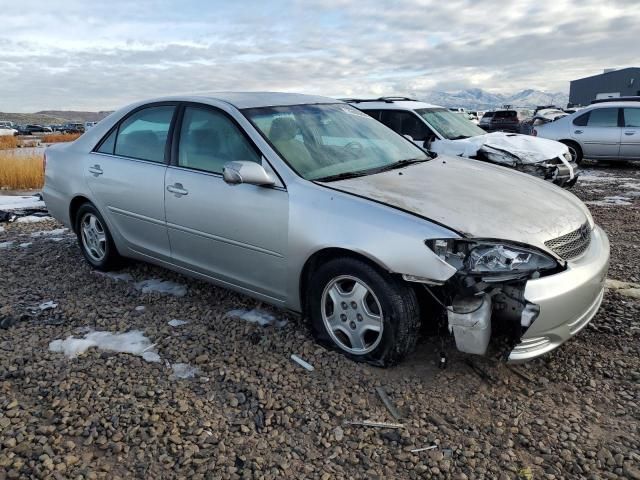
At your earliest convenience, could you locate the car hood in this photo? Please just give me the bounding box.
[326,156,590,256]
[431,132,568,165]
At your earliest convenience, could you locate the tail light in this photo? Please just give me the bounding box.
[43,151,47,175]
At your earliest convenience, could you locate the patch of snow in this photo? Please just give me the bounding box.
[0,195,45,211]
[39,301,57,311]
[30,228,68,238]
[16,215,52,223]
[19,242,32,248]
[135,305,146,312]
[135,279,187,297]
[168,319,188,327]
[47,237,65,242]
[142,351,161,363]
[94,271,134,282]
[171,363,200,379]
[0,226,4,233]
[49,330,160,362]
[586,196,632,207]
[0,241,14,249]
[224,308,287,327]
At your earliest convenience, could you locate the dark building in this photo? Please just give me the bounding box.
[569,67,640,106]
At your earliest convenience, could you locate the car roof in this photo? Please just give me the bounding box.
[343,99,444,110]
[586,100,640,109]
[141,92,341,109]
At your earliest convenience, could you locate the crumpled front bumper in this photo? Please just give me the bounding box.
[519,158,578,188]
[508,225,609,363]
[552,160,579,187]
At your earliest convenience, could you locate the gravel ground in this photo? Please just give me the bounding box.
[0,163,639,480]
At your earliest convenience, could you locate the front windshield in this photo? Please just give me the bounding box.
[416,108,486,140]
[243,103,429,181]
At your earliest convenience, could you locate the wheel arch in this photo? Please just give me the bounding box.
[298,247,395,316]
[558,138,582,151]
[69,195,93,232]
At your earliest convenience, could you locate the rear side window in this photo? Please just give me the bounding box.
[586,108,619,127]
[178,107,260,174]
[480,112,494,120]
[114,106,175,162]
[97,129,117,154]
[623,108,640,127]
[363,110,381,121]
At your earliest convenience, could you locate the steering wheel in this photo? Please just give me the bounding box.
[342,141,364,158]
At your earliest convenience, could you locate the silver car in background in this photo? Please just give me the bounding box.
[43,93,609,366]
[534,100,640,163]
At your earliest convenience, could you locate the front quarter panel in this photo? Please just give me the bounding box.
[285,180,459,311]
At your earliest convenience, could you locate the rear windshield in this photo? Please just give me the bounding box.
[494,111,518,118]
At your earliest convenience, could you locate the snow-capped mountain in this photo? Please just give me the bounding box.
[411,88,569,110]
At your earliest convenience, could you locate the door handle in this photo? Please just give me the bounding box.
[574,130,583,134]
[88,165,103,176]
[624,131,635,136]
[167,183,188,196]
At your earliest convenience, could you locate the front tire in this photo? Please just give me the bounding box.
[561,140,583,165]
[75,203,122,271]
[307,257,420,367]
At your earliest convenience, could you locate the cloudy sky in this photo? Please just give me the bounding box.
[1,0,638,112]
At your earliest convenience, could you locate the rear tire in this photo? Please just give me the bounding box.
[307,257,421,367]
[561,140,583,165]
[75,203,122,271]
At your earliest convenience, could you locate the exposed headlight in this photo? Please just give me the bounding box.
[426,239,558,280]
[563,152,572,162]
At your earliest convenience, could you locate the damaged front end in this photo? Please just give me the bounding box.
[475,145,578,188]
[416,238,564,360]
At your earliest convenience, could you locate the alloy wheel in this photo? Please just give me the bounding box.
[80,213,107,262]
[321,275,384,355]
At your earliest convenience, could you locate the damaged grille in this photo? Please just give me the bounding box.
[545,223,592,260]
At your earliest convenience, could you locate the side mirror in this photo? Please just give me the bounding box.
[222,161,275,187]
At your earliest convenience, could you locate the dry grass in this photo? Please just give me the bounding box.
[0,136,19,150]
[44,133,81,143]
[0,152,44,189]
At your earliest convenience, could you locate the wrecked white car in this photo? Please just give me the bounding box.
[346,97,578,187]
[44,93,608,367]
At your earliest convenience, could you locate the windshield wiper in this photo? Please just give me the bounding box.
[449,135,470,140]
[313,170,373,182]
[314,157,429,182]
[370,157,429,173]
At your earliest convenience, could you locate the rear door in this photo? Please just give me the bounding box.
[87,103,176,260]
[571,107,621,159]
[164,103,289,302]
[621,107,640,159]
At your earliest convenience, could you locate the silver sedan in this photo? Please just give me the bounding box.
[534,100,640,163]
[43,93,609,366]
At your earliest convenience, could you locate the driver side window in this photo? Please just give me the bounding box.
[178,107,261,174]
[379,110,433,141]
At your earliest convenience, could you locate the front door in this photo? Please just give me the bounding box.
[164,105,289,302]
[572,107,621,159]
[621,107,640,160]
[86,104,176,260]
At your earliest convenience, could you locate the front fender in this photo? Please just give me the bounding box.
[284,181,459,311]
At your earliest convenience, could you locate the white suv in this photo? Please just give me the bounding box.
[345,97,577,188]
